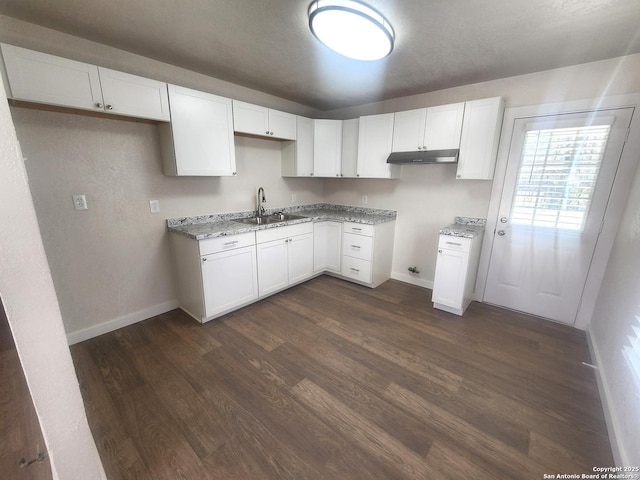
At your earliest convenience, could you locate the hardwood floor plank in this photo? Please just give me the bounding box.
[291,378,431,480]
[70,276,613,479]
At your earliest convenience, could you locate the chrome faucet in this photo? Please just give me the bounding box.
[256,187,266,217]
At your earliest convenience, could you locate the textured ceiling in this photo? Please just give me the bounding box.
[0,0,639,111]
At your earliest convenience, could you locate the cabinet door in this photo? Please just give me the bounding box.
[314,221,342,273]
[341,118,359,178]
[257,239,288,297]
[98,67,170,121]
[282,116,314,177]
[313,119,343,177]
[288,233,314,284]
[432,248,469,308]
[1,43,104,111]
[357,113,399,179]
[233,100,269,136]
[202,246,258,318]
[457,97,504,180]
[424,102,465,150]
[163,85,236,176]
[269,109,297,140]
[392,108,426,152]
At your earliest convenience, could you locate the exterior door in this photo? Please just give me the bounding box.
[484,108,633,324]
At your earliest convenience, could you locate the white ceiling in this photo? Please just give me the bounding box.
[1,0,639,111]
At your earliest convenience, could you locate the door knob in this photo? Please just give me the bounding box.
[500,217,508,223]
[497,230,506,236]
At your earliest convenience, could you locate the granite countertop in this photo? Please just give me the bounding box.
[167,203,397,240]
[439,217,486,239]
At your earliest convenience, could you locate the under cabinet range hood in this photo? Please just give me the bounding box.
[386,149,459,165]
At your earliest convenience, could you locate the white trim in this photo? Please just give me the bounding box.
[391,271,433,289]
[476,93,640,330]
[586,328,627,466]
[66,300,180,345]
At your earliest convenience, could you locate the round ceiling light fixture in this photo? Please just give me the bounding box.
[308,0,395,61]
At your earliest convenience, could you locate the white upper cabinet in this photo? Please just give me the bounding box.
[97,67,170,121]
[160,85,236,176]
[313,119,343,177]
[457,96,504,180]
[341,118,359,178]
[357,113,399,179]
[0,44,170,121]
[232,100,296,140]
[392,102,464,152]
[282,116,314,177]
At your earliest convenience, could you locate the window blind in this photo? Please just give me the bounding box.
[511,124,611,231]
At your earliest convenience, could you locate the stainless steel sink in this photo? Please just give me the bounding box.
[233,213,306,225]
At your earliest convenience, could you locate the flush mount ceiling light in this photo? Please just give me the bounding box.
[308,0,395,61]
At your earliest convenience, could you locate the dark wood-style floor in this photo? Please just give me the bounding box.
[71,276,613,479]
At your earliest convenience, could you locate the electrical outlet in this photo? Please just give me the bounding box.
[149,200,160,214]
[362,195,368,205]
[72,194,88,211]
[291,193,297,203]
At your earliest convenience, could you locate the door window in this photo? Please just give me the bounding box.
[511,124,611,231]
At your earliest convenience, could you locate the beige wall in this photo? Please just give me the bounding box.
[0,71,105,480]
[324,53,640,287]
[12,108,322,339]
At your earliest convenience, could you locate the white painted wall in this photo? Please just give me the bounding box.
[589,160,640,467]
[0,70,105,480]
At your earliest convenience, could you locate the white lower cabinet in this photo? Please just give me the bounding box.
[432,234,483,315]
[170,232,258,322]
[256,223,314,297]
[341,221,395,287]
[313,221,342,273]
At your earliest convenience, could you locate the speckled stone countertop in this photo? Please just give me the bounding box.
[167,203,397,240]
[439,217,486,238]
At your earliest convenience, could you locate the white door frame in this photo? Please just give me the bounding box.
[476,93,640,330]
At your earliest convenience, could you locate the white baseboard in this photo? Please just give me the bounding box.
[586,328,626,466]
[66,300,180,345]
[391,272,433,289]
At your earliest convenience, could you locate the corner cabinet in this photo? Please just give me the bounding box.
[432,233,483,315]
[314,221,342,273]
[457,97,504,180]
[0,43,170,121]
[357,113,400,179]
[170,232,258,322]
[256,223,314,297]
[282,116,314,177]
[232,100,297,140]
[160,85,236,176]
[313,119,343,177]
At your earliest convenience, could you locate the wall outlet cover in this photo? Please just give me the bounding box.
[72,194,88,211]
[149,200,160,214]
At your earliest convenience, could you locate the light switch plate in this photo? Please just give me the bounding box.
[149,200,160,214]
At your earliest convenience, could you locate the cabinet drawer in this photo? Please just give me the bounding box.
[199,232,255,256]
[341,256,372,283]
[438,235,472,253]
[343,222,374,236]
[343,232,373,261]
[256,222,313,244]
